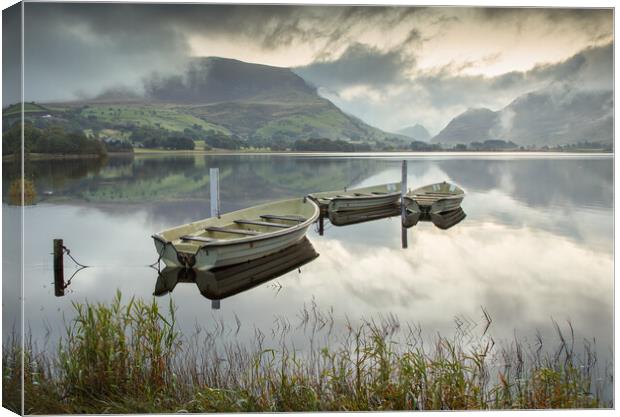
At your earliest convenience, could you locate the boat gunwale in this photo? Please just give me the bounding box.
[152,197,320,249]
[408,181,466,197]
[307,183,402,205]
[324,191,401,204]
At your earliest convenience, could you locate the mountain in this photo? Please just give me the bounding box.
[397,124,431,141]
[75,57,399,144]
[144,57,316,104]
[432,108,499,145]
[431,85,613,147]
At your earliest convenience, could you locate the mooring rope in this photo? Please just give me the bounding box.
[62,245,89,269]
[55,243,166,271]
[148,242,168,271]
[62,266,87,289]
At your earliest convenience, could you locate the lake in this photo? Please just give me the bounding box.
[2,153,614,384]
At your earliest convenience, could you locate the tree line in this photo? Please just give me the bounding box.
[3,123,107,157]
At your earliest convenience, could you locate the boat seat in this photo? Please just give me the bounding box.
[260,214,307,222]
[206,226,260,236]
[353,193,373,196]
[420,192,456,196]
[371,192,387,195]
[180,235,218,243]
[234,219,290,228]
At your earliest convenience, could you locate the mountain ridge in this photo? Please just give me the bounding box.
[431,85,613,146]
[397,123,431,141]
[42,57,405,145]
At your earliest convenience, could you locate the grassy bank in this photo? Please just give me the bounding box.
[3,293,610,413]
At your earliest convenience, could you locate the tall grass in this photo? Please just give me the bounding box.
[2,292,611,413]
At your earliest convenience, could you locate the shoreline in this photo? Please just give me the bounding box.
[1,149,613,162]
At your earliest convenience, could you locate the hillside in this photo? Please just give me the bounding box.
[397,124,431,141]
[29,57,401,147]
[144,57,316,104]
[432,108,499,145]
[431,86,613,147]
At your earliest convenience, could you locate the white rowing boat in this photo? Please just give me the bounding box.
[308,183,401,213]
[405,181,465,214]
[152,197,319,271]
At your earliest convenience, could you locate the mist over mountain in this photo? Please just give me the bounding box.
[49,57,403,144]
[397,124,431,141]
[431,85,613,146]
[432,108,499,145]
[143,57,316,103]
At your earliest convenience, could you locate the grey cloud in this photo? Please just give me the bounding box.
[5,1,613,136]
[15,3,429,102]
[2,3,21,105]
[22,2,192,101]
[301,42,612,133]
[295,43,414,89]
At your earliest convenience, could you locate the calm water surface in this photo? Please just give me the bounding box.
[2,154,614,370]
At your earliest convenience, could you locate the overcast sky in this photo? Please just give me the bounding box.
[3,2,613,133]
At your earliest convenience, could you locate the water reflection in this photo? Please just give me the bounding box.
[2,155,613,379]
[323,204,466,232]
[153,237,319,309]
[328,205,400,226]
[403,208,467,230]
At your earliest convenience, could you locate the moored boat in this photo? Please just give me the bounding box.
[152,197,319,271]
[405,181,465,214]
[308,183,401,213]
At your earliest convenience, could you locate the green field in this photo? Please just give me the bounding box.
[80,104,230,134]
[3,102,51,116]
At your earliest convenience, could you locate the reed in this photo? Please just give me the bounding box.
[2,293,611,413]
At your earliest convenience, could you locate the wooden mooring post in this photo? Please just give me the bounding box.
[53,238,64,296]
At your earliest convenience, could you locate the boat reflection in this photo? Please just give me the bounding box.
[328,205,400,226]
[403,207,467,230]
[321,203,466,231]
[154,237,319,309]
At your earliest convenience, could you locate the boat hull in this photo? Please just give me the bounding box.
[152,197,319,271]
[154,226,312,271]
[328,195,400,213]
[423,196,464,214]
[406,182,465,214]
[308,183,401,213]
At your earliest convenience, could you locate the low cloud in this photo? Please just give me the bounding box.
[295,43,414,89]
[299,42,612,134]
[4,3,612,137]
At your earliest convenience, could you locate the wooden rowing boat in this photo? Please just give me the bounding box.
[153,237,319,301]
[152,197,319,271]
[308,183,401,213]
[405,181,465,214]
